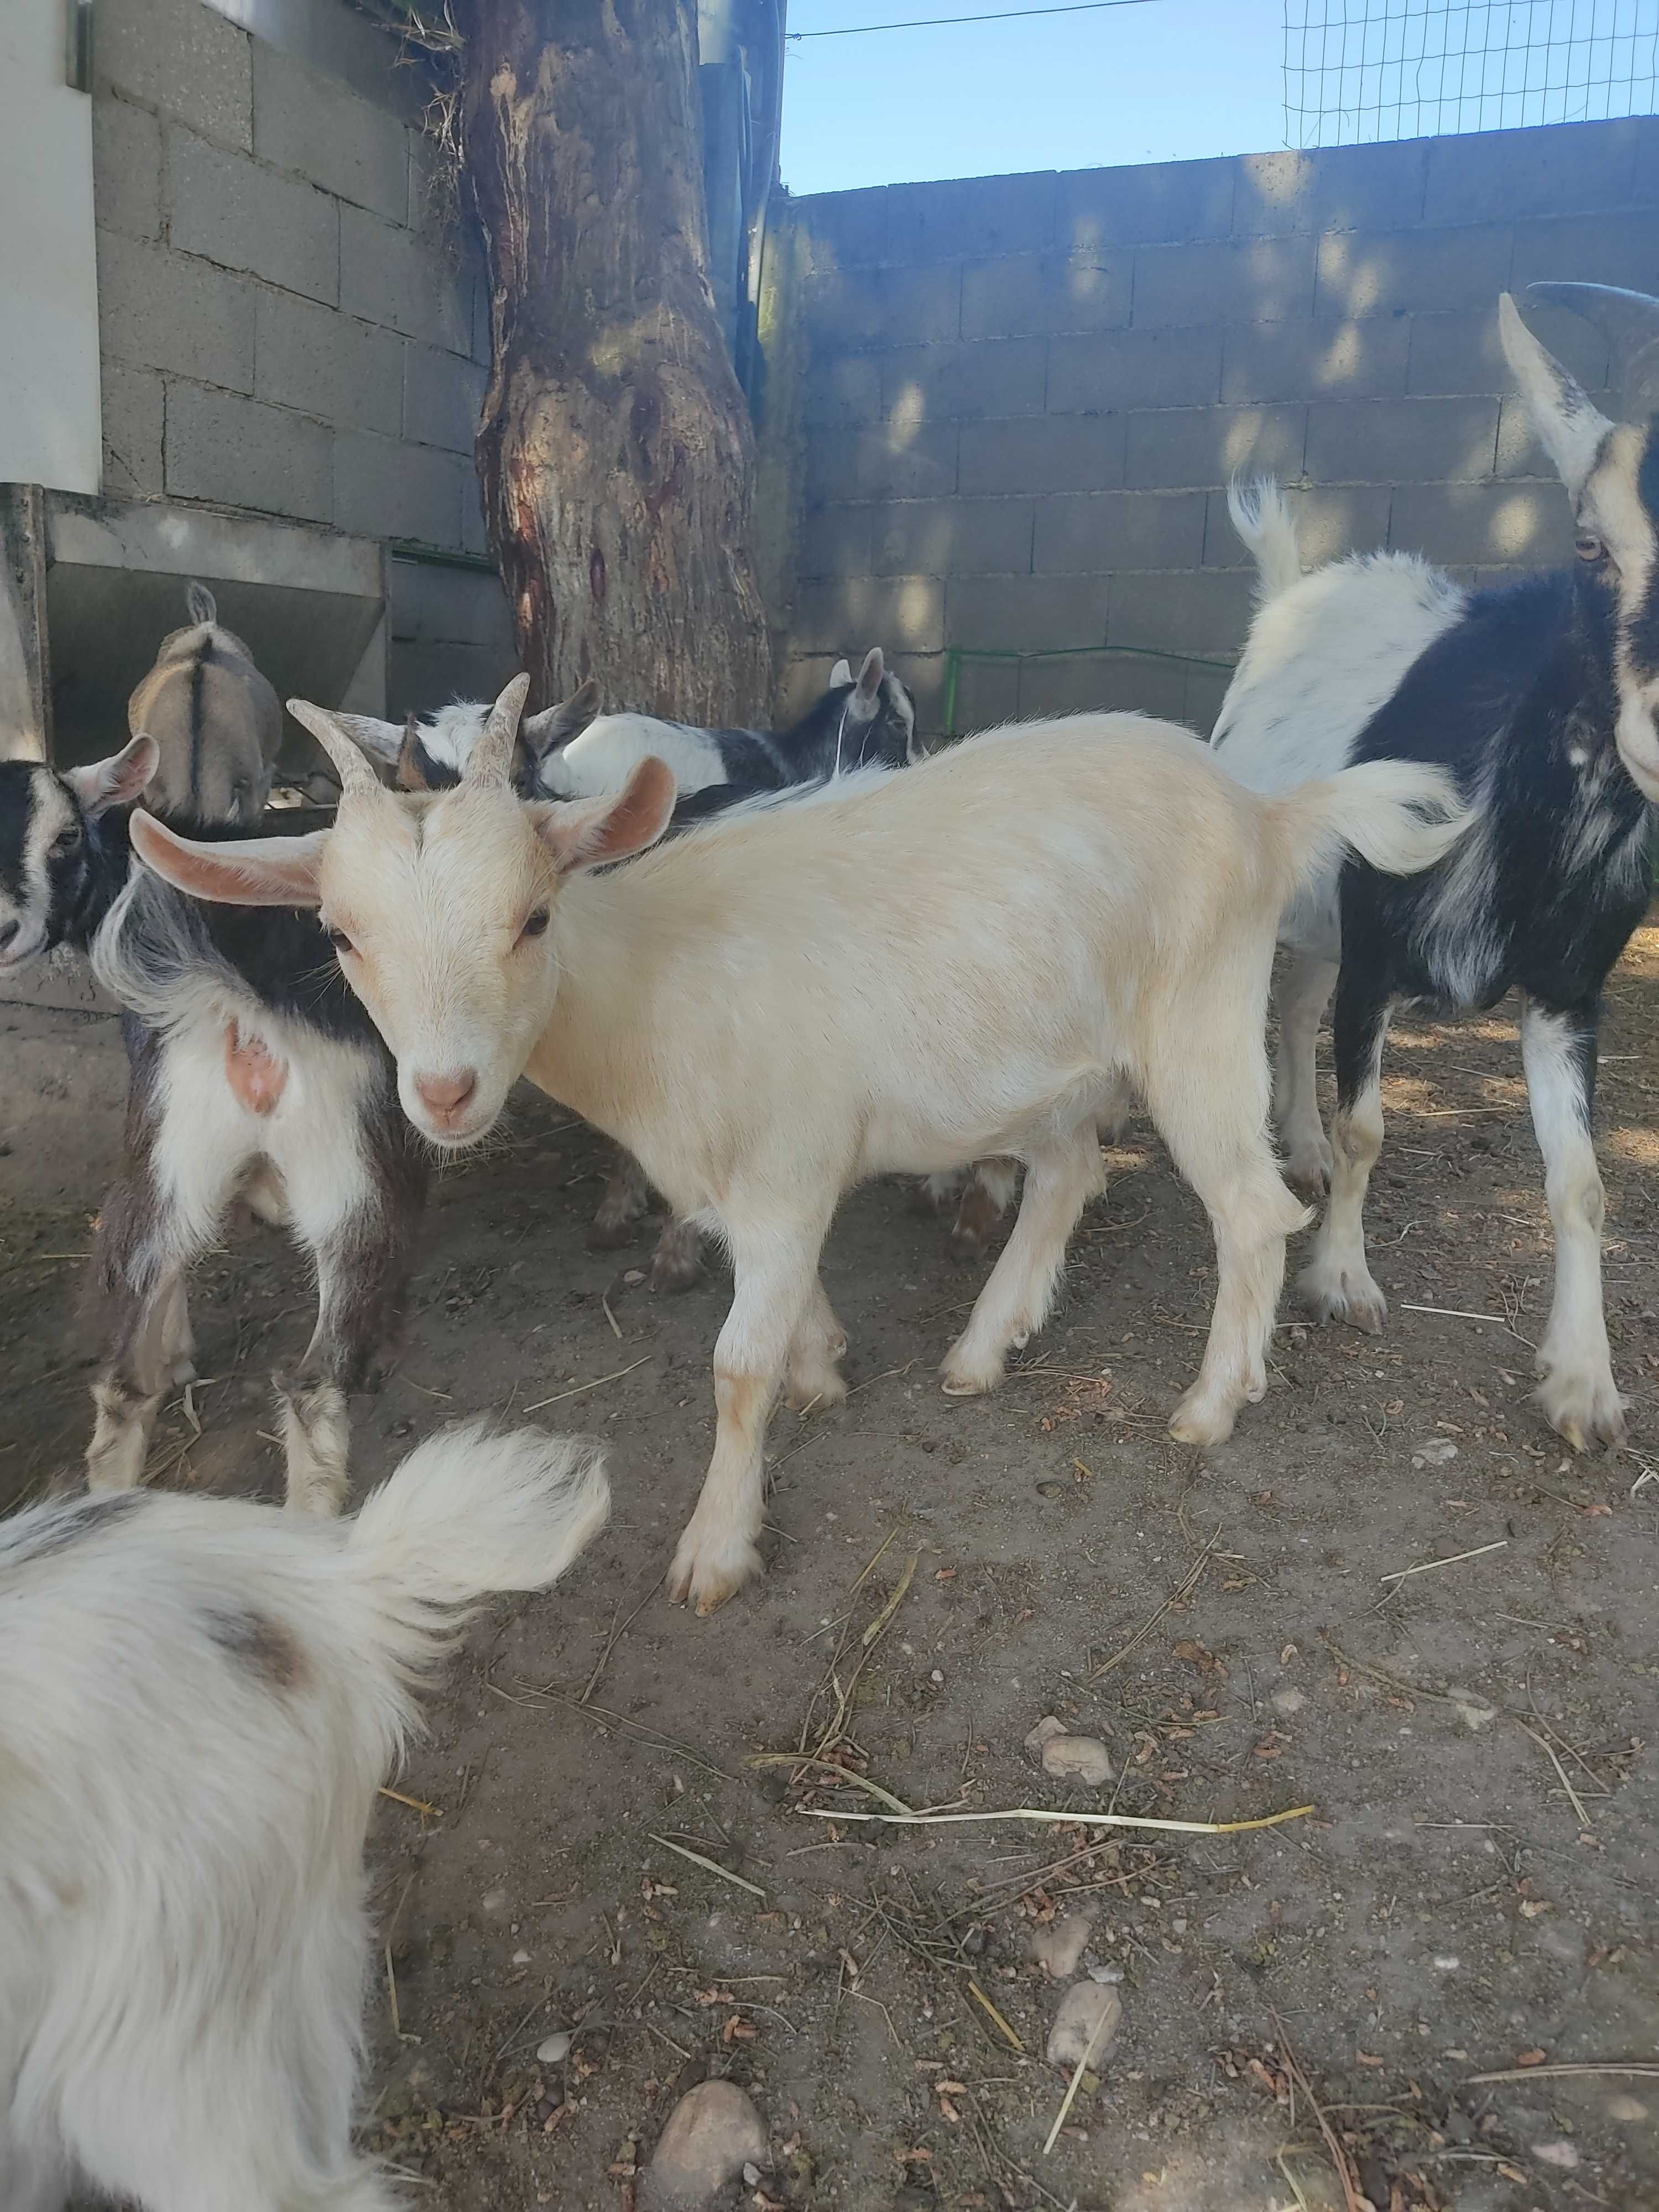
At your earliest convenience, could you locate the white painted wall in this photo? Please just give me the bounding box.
[0,0,102,494]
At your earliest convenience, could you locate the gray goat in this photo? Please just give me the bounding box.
[127,584,283,826]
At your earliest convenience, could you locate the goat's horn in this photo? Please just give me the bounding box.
[1527,281,1659,415]
[287,698,380,799]
[467,673,532,788]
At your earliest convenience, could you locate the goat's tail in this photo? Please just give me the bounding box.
[1228,478,1302,604]
[185,580,218,628]
[346,1420,609,1617]
[1264,759,1472,903]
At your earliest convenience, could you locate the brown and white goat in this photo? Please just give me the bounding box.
[132,683,1468,1613]
[128,583,283,826]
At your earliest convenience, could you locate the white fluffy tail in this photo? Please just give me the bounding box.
[347,1420,609,1613]
[1266,759,1472,902]
[1228,478,1302,604]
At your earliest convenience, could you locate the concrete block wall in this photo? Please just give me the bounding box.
[782,117,1659,736]
[90,0,511,702]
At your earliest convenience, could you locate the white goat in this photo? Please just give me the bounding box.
[0,1420,607,2212]
[131,684,1467,1614]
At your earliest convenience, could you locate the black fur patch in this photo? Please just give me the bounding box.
[203,1604,306,1690]
[0,1489,147,1568]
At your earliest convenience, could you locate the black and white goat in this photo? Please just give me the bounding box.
[1212,284,1659,1452]
[127,583,285,826]
[0,744,429,1512]
[0,1419,607,2212]
[337,644,921,808]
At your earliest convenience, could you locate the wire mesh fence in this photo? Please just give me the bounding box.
[1284,0,1659,147]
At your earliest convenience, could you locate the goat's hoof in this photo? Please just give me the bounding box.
[586,1215,637,1253]
[1298,1257,1386,1334]
[948,1223,989,1263]
[665,1528,763,1615]
[1169,1390,1239,1447]
[940,1347,1004,1396]
[650,1250,703,1295]
[168,1355,199,1389]
[1536,1363,1628,1453]
[1281,1134,1333,1199]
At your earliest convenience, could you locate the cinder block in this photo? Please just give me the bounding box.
[1425,118,1638,227]
[1131,234,1317,329]
[1047,327,1222,413]
[888,653,946,735]
[796,506,876,580]
[1034,491,1207,575]
[97,0,251,152]
[875,498,1033,578]
[252,43,409,222]
[1222,314,1410,404]
[1109,567,1255,655]
[1018,648,1190,723]
[799,263,962,349]
[1234,141,1428,239]
[947,653,1020,734]
[254,291,401,435]
[800,187,890,273]
[1407,303,1609,398]
[776,655,842,723]
[101,361,164,497]
[1314,224,1514,320]
[166,380,332,521]
[958,412,1126,496]
[1496,394,1567,482]
[390,639,515,720]
[792,575,946,656]
[335,429,467,549]
[1510,211,1659,298]
[169,131,339,306]
[1124,404,1306,491]
[1304,396,1499,485]
[1059,159,1234,248]
[960,251,1131,340]
[886,171,1057,263]
[97,231,255,392]
[804,425,958,507]
[1389,479,1571,568]
[93,98,160,241]
[804,354,884,429]
[340,205,471,352]
[404,343,485,452]
[880,338,1048,422]
[389,560,513,651]
[1201,483,1391,568]
[945,574,1106,654]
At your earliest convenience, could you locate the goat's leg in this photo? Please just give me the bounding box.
[1274,951,1338,1197]
[649,1213,705,1293]
[666,1218,824,1615]
[157,1273,196,1388]
[86,1258,188,1493]
[588,1145,652,1249]
[940,1124,1104,1395]
[1298,974,1390,1333]
[1522,1000,1626,1451]
[912,1167,963,1217]
[785,1276,848,1411]
[949,1157,1020,1260]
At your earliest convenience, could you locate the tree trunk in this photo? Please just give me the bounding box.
[457,0,773,724]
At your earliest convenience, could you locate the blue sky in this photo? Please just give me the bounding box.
[779,0,1290,196]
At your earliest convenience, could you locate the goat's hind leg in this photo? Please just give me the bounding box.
[1275,951,1338,1197]
[940,1123,1104,1396]
[588,1145,652,1249]
[948,1157,1020,1260]
[1523,1000,1626,1450]
[649,1213,705,1293]
[1298,974,1389,1333]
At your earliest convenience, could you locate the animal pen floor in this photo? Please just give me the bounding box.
[5,940,1659,2212]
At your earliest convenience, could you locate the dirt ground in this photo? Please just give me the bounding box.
[5,935,1659,2212]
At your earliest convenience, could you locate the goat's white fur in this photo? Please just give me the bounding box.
[135,707,1469,1614]
[0,1420,608,2212]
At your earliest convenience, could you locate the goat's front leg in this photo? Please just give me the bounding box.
[1299,977,1389,1333]
[1274,951,1338,1197]
[1522,999,1626,1451]
[941,1124,1104,1395]
[785,1276,848,1411]
[280,1117,427,1516]
[666,1219,824,1615]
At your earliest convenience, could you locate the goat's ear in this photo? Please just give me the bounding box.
[844,646,885,724]
[395,715,437,792]
[523,676,601,761]
[130,811,327,908]
[1498,292,1614,503]
[530,756,677,874]
[67,733,159,817]
[328,713,408,771]
[828,657,853,688]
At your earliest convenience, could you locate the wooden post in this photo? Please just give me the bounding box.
[0,485,51,762]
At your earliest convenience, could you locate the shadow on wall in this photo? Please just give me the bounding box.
[780,117,1656,737]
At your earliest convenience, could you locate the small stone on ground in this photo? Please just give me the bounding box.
[1046,1980,1123,2070]
[1040,1731,1113,1786]
[640,2079,768,2211]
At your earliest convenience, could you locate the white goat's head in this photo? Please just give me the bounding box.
[126,679,675,1146]
[1501,282,1659,801]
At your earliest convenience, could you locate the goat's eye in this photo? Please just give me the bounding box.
[1575,531,1605,562]
[50,823,82,855]
[325,925,354,955]
[518,907,551,944]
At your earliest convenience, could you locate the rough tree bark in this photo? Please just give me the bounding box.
[456,0,773,724]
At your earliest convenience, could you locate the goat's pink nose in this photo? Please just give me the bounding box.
[414,1069,478,1117]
